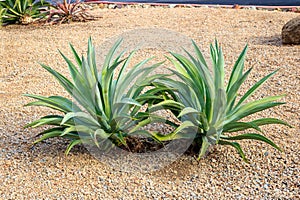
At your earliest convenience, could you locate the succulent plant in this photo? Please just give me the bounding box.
[152,40,291,162]
[47,0,96,24]
[25,38,168,154]
[0,0,49,25]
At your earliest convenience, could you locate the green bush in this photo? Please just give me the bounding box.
[152,40,291,162]
[0,0,49,25]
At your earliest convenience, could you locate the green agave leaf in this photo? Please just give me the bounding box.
[115,58,152,101]
[181,53,206,95]
[151,120,195,141]
[59,132,82,140]
[226,45,248,93]
[171,51,214,100]
[87,37,98,81]
[103,38,123,70]
[39,63,75,96]
[127,117,151,133]
[69,43,82,66]
[115,50,135,91]
[136,94,164,102]
[4,6,21,16]
[93,82,105,116]
[112,98,141,119]
[127,62,165,98]
[134,111,151,119]
[198,136,210,160]
[218,140,248,162]
[61,125,94,136]
[166,68,197,92]
[33,129,63,144]
[229,102,285,125]
[25,115,65,128]
[129,130,162,144]
[154,76,199,110]
[178,107,200,118]
[138,74,170,90]
[224,118,292,133]
[127,113,167,132]
[226,68,252,111]
[213,44,225,91]
[102,59,125,118]
[226,95,285,123]
[167,66,205,111]
[191,39,208,68]
[172,120,196,138]
[235,69,279,108]
[149,100,184,113]
[166,55,189,77]
[221,133,282,152]
[114,98,142,107]
[211,88,226,126]
[251,118,292,128]
[61,112,101,127]
[24,94,81,113]
[65,139,82,155]
[171,52,200,81]
[81,56,96,89]
[115,132,127,146]
[33,127,65,138]
[210,43,217,66]
[19,0,25,12]
[94,128,111,139]
[58,49,82,84]
[223,121,262,133]
[93,129,112,148]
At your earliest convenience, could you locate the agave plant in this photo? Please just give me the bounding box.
[0,0,49,25]
[152,40,291,162]
[47,0,96,24]
[0,5,6,26]
[25,38,169,154]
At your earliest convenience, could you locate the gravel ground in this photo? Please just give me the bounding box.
[0,7,299,199]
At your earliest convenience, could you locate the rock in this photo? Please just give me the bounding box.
[232,4,241,9]
[108,4,117,9]
[282,16,300,45]
[98,3,105,9]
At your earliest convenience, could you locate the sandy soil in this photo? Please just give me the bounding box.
[0,7,299,199]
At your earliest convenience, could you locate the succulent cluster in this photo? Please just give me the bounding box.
[0,0,49,25]
[0,0,97,25]
[25,38,291,162]
[47,0,96,24]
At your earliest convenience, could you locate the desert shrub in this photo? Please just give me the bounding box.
[25,38,170,154]
[152,40,291,162]
[47,0,97,24]
[0,0,49,25]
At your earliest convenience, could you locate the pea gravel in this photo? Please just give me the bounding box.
[0,7,299,199]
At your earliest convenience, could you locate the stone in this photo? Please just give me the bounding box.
[98,3,105,9]
[282,16,300,45]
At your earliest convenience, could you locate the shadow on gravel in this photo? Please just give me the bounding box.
[29,138,90,158]
[250,35,282,46]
